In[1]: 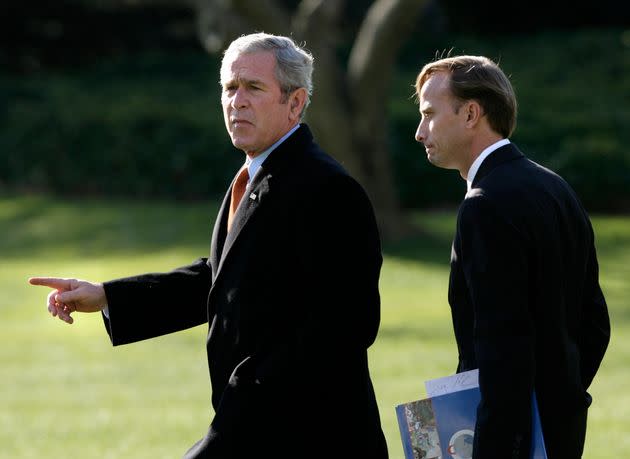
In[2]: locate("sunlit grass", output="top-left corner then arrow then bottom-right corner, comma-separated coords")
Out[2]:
1,196 -> 627,458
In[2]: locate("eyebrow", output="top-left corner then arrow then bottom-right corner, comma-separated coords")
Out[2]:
223,77 -> 267,88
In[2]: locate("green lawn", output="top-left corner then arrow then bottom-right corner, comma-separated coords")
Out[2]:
1,195 -> 628,458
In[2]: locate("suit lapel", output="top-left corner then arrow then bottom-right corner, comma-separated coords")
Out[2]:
217,171 -> 271,273
209,187 -> 231,280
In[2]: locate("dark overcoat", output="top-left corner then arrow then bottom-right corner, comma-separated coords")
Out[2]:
449,143 -> 610,458
103,124 -> 388,458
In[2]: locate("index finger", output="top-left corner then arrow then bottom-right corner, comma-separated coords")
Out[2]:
28,277 -> 72,290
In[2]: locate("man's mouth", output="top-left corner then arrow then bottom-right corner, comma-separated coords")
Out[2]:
231,118 -> 252,127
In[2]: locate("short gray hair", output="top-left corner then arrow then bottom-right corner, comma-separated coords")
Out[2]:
220,32 -> 314,117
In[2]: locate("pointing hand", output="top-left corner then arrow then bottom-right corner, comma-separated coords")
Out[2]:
28,277 -> 108,324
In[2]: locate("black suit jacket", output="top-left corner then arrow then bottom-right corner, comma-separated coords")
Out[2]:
449,143 -> 610,459
102,124 -> 388,459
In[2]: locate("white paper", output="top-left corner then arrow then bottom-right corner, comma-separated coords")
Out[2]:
424,368 -> 479,397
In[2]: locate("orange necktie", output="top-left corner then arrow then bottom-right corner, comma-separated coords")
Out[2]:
227,165 -> 249,231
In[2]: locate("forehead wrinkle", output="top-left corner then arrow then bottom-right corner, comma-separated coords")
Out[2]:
222,69 -> 268,89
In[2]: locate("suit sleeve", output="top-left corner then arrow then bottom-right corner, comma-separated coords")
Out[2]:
102,257 -> 212,345
579,224 -> 610,389
457,195 -> 535,459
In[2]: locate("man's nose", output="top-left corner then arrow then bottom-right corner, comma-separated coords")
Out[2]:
415,124 -> 424,143
231,87 -> 249,109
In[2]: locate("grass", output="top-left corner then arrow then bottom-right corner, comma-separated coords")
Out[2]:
1,195 -> 628,458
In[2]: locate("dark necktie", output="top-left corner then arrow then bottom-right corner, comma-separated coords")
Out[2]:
227,165 -> 249,232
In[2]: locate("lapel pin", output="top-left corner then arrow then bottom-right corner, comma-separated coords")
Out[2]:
249,192 -> 257,201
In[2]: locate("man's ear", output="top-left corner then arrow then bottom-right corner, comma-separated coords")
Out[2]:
288,88 -> 307,121
465,101 -> 483,126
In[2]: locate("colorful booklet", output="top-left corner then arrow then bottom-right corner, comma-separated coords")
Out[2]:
395,369 -> 548,459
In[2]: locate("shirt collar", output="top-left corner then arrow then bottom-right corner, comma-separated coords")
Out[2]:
466,138 -> 511,191
245,123 -> 301,181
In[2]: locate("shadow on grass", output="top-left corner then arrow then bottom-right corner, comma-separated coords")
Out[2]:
377,323 -> 454,341
1,194 -> 219,259
3,195 -> 458,264
381,209 -> 457,268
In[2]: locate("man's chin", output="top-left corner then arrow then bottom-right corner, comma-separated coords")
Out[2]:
427,155 -> 451,171
426,153 -> 440,166
231,137 -> 250,152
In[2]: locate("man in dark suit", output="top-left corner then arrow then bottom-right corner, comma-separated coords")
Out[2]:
413,55 -> 610,458
29,32 -> 388,459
